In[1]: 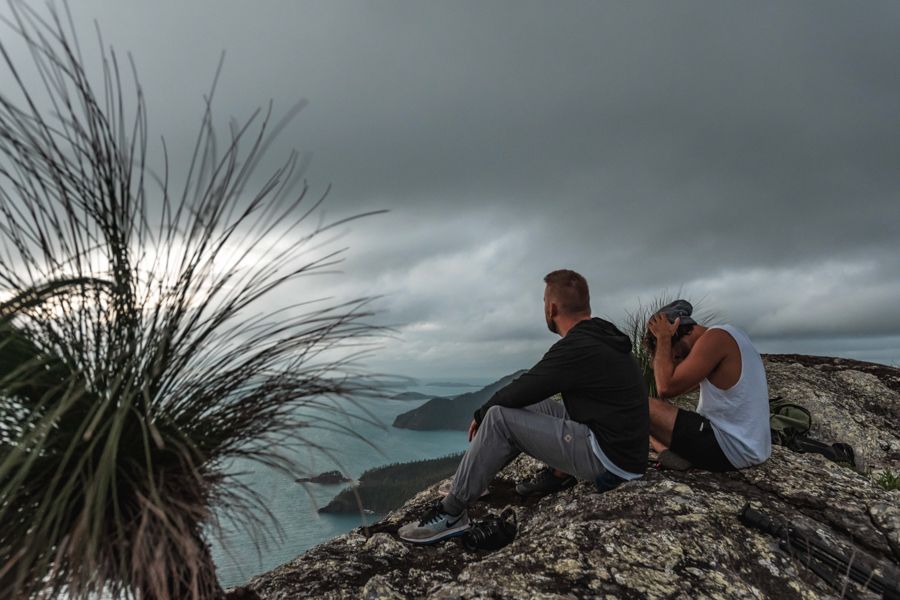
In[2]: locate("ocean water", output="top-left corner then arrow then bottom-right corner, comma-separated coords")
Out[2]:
210,383 -> 477,589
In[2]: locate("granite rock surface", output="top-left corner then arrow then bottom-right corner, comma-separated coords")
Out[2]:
239,356 -> 900,599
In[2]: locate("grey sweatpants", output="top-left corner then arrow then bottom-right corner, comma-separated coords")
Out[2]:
444,397 -> 608,512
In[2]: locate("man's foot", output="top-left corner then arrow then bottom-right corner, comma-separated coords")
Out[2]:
656,449 -> 692,471
515,468 -> 576,497
398,499 -> 470,544
437,480 -> 489,499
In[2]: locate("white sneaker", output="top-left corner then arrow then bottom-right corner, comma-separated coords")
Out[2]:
398,500 -> 470,544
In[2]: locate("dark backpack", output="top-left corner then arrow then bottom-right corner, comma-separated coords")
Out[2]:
769,396 -> 856,468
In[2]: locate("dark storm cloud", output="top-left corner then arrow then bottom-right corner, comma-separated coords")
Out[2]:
2,1 -> 898,377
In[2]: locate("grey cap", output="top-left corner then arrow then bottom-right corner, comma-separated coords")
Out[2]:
659,299 -> 696,326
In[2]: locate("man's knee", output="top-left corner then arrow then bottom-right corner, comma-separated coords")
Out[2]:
482,405 -> 518,436
473,406 -> 518,450
483,404 -> 507,424
648,397 -> 679,445
649,397 -> 677,421
526,396 -> 565,418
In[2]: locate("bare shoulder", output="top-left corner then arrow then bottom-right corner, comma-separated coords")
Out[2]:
699,327 -> 743,388
696,327 -> 739,357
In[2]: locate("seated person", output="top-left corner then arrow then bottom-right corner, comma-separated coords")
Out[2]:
645,300 -> 771,472
398,269 -> 649,544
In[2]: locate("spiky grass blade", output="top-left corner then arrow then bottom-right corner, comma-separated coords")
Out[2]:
0,2 -> 386,598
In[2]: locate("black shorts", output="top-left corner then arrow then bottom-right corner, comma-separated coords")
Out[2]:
669,410 -> 736,472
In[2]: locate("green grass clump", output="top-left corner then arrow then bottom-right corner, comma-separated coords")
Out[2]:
874,469 -> 900,492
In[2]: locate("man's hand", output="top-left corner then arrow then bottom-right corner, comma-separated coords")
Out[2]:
649,313 -> 679,399
648,313 -> 679,340
468,419 -> 479,442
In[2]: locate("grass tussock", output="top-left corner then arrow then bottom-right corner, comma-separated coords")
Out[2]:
0,2 -> 386,598
620,294 -> 719,398
874,469 -> 900,492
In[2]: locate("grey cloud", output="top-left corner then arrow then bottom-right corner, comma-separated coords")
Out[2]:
1,1 -> 898,377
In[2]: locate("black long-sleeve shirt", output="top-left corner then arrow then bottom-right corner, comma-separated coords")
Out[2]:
474,317 -> 649,474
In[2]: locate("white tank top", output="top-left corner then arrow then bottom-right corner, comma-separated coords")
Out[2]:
697,325 -> 771,469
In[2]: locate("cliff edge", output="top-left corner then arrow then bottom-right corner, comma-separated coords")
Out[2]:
243,356 -> 900,599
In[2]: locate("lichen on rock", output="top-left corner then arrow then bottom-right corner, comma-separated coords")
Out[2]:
241,356 -> 900,599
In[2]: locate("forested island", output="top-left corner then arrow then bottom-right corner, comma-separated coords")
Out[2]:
392,371 -> 526,430
318,454 -> 463,514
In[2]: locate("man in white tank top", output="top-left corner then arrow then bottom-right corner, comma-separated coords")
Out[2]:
643,300 -> 771,471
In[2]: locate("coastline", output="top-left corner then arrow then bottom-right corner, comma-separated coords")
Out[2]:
209,384 -> 477,588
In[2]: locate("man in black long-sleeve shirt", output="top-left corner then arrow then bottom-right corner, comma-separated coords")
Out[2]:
399,270 -> 649,545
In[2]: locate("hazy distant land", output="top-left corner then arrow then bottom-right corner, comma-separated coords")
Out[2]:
392,371 -> 526,430
389,391 -> 434,401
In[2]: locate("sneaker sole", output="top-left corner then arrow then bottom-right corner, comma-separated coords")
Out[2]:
398,523 -> 471,545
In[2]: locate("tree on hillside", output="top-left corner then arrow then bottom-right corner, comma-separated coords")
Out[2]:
0,2 -> 382,598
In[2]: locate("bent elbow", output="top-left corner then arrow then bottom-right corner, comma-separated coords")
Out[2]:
661,383 -> 696,399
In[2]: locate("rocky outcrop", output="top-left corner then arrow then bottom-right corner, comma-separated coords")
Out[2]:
763,354 -> 900,472
243,356 -> 900,599
295,471 -> 351,485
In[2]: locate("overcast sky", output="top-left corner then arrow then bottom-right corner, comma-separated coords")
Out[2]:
2,1 -> 899,380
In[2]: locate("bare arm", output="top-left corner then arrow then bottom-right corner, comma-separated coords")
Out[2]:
650,316 -> 729,398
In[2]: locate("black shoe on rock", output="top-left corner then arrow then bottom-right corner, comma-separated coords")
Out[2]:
515,468 -> 576,497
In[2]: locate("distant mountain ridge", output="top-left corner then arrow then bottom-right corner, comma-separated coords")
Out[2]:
392,370 -> 527,431
389,391 -> 432,401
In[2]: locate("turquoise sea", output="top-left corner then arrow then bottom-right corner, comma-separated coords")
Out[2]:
210,382 -> 478,588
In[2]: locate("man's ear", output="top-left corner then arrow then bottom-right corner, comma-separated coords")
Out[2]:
549,302 -> 559,319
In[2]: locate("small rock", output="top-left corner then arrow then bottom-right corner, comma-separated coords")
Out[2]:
361,574 -> 406,600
